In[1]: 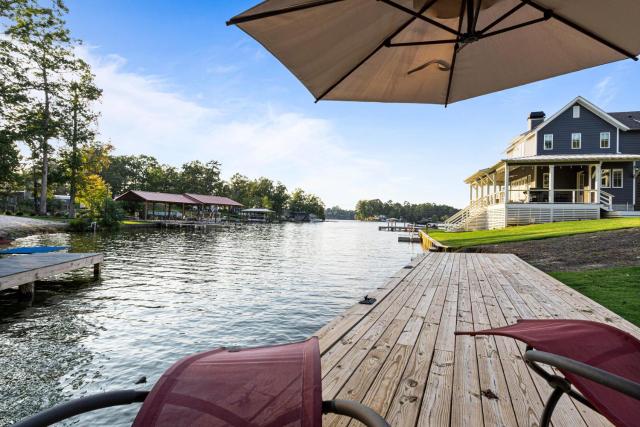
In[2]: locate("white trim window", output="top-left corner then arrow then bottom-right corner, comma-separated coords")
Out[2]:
543,134 -> 553,150
573,105 -> 580,118
600,132 -> 610,149
571,133 -> 582,149
612,169 -> 623,188
601,169 -> 610,188
543,173 -> 550,189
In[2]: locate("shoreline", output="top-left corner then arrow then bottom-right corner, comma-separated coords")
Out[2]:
0,215 -> 68,242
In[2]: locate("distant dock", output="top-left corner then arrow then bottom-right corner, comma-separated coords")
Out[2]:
0,252 -> 103,298
379,225 -> 421,232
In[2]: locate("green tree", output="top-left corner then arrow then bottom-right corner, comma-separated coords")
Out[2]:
77,173 -> 109,219
178,160 -> 221,194
59,60 -> 102,217
4,0 -> 78,214
0,130 -> 21,198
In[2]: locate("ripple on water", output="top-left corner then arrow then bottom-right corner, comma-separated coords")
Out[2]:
0,221 -> 420,425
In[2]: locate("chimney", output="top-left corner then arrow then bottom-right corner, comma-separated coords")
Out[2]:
528,111 -> 545,130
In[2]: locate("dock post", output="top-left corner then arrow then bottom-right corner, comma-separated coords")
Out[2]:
93,263 -> 101,280
18,282 -> 35,301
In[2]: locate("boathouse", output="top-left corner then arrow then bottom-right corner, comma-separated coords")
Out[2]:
114,190 -> 243,220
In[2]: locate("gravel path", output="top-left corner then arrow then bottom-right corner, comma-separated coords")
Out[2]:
470,228 -> 640,272
0,215 -> 67,241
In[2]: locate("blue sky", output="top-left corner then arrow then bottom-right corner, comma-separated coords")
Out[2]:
64,0 -> 640,209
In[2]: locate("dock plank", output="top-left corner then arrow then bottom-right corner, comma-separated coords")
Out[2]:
316,253 -> 640,427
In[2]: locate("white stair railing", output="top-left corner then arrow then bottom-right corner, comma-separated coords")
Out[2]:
600,191 -> 614,211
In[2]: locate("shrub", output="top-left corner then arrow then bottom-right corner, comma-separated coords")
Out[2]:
4,211 -> 12,215
99,198 -> 124,230
16,211 -> 24,216
68,218 -> 90,232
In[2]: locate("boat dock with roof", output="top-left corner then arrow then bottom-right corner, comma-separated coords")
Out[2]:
315,252 -> 639,427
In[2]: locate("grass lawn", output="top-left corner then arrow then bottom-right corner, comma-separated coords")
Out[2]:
550,267 -> 640,327
121,220 -> 147,225
428,218 -> 640,248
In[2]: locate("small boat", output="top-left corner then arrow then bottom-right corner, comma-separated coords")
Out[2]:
0,246 -> 69,255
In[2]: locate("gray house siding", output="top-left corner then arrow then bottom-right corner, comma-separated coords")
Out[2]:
536,103 -> 618,155
620,130 -> 640,154
601,161 -> 635,208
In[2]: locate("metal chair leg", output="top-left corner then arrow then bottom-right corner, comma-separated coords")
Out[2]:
540,387 -> 565,427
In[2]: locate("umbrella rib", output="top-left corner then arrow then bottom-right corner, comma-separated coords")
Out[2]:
378,0 -> 460,37
521,0 -> 638,60
387,39 -> 457,47
444,0 -> 467,107
315,0 -> 439,101
226,0 -> 345,26
478,2 -> 526,35
480,15 -> 550,39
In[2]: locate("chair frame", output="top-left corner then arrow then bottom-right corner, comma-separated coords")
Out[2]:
11,392 -> 390,427
524,345 -> 640,427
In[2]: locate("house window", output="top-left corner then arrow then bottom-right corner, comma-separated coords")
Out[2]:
543,173 -> 549,189
612,169 -> 623,188
573,105 -> 580,118
600,132 -> 610,149
571,133 -> 582,149
601,169 -> 610,188
543,134 -> 553,150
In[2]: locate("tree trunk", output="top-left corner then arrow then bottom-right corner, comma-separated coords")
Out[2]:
39,68 -> 50,216
69,103 -> 79,218
32,155 -> 39,212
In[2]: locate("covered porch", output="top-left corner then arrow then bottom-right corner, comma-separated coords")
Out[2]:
449,155 -> 640,230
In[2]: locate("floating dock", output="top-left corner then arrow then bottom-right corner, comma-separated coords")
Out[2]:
315,252 -> 638,427
0,252 -> 103,297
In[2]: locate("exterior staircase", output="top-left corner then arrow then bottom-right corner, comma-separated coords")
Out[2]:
599,191 -> 614,212
444,197 -> 490,231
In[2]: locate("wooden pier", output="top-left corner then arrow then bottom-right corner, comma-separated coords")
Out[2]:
0,252 -> 103,297
315,252 -> 639,427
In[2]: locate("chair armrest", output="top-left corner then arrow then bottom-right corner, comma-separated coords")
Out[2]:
323,400 -> 390,427
12,390 -> 149,427
525,350 -> 640,400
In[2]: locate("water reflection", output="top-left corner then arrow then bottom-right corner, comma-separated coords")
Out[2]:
0,221 -> 420,425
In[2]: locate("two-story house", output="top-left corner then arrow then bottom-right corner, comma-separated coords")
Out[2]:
446,96 -> 640,231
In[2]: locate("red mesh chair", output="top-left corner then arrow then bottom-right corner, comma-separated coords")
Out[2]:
456,319 -> 640,427
12,338 -> 388,427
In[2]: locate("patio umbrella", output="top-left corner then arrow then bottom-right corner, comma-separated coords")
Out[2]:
227,0 -> 640,105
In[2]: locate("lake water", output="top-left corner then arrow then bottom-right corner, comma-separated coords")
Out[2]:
0,220 -> 421,426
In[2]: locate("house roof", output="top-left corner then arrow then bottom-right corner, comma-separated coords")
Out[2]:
114,190 -> 197,204
504,154 -> 640,164
184,194 -> 243,207
505,96 -> 631,153
608,111 -> 640,130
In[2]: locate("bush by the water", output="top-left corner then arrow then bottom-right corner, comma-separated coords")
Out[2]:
68,218 -> 91,232
15,211 -> 23,216
99,198 -> 124,230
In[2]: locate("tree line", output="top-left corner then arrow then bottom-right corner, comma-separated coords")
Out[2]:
355,199 -> 458,223
0,1 -> 325,221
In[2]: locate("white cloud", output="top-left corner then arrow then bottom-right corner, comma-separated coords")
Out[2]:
81,48 -> 409,208
593,76 -> 616,107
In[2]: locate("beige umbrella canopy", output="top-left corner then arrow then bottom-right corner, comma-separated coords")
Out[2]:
227,0 -> 640,105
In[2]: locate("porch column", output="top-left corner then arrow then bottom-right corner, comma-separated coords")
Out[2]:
504,164 -> 510,203
480,179 -> 484,199
549,165 -> 555,204
469,184 -> 473,202
492,173 -> 497,199
595,163 -> 602,204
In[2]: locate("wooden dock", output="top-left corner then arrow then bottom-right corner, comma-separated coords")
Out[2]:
0,252 -> 103,296
315,252 -> 639,427
379,225 -> 420,232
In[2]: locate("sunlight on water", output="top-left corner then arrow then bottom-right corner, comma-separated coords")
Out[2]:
0,221 -> 420,425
